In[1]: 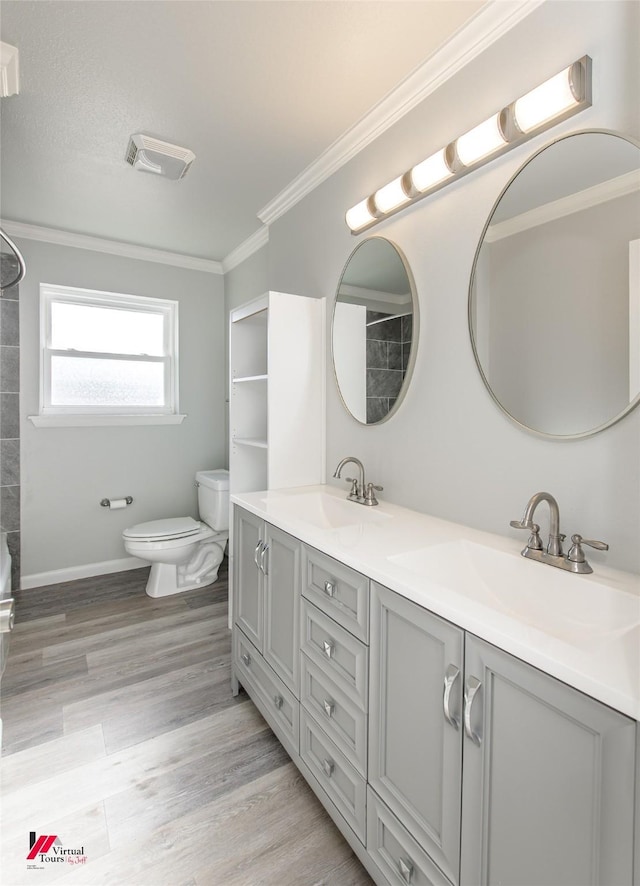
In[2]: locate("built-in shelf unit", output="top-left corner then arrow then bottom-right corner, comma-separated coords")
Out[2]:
229,291 -> 325,495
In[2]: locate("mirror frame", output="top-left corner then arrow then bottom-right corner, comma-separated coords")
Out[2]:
468,128 -> 640,440
332,236 -> 419,425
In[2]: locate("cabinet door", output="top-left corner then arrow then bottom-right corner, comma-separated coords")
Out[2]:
460,635 -> 636,886
263,523 -> 300,694
369,583 -> 464,886
233,507 -> 264,650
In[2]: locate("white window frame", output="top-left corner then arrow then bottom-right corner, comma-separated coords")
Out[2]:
30,283 -> 185,427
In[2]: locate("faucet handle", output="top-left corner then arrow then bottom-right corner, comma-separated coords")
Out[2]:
510,518 -> 532,530
364,482 -> 383,506
567,534 -> 609,563
344,477 -> 360,499
510,520 -> 543,551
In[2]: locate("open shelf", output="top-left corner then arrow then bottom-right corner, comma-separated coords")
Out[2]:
232,437 -> 268,449
229,291 -> 325,495
232,374 -> 268,384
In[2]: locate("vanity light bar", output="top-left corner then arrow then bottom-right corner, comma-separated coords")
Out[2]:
345,56 -> 592,233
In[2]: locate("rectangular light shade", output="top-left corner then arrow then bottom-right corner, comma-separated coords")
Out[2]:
410,149 -> 452,192
345,198 -> 375,232
374,176 -> 410,213
456,113 -> 507,167
344,57 -> 591,234
514,64 -> 582,133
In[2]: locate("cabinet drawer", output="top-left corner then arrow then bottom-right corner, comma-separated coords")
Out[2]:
302,545 -> 369,642
300,708 -> 366,844
300,652 -> 367,776
233,628 -> 299,757
367,788 -> 452,886
301,600 -> 368,710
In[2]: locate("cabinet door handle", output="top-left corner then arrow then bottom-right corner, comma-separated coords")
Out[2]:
254,540 -> 263,569
273,694 -> 283,710
322,758 -> 334,778
322,639 -> 334,659
324,579 -> 336,597
260,543 -> 269,575
443,663 -> 460,730
0,597 -> 15,633
398,857 -> 414,883
464,675 -> 482,746
323,699 -> 335,718
241,652 -> 251,667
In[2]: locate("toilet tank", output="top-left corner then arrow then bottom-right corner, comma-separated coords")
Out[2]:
196,469 -> 230,531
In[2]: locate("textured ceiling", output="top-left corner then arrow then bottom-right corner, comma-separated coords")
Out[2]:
0,1 -> 485,262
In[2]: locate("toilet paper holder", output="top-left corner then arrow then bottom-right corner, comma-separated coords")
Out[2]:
100,496 -> 134,508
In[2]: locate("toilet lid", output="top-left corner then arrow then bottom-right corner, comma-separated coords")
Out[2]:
123,516 -> 202,541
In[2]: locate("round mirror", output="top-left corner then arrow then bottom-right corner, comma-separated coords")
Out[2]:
469,130 -> 640,438
332,237 -> 418,424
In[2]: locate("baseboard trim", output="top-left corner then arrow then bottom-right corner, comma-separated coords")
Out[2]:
21,556 -> 147,590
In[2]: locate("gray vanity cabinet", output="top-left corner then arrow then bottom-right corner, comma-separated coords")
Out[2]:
231,509 -> 638,886
369,582 -> 465,886
460,634 -> 636,886
369,583 -> 637,886
233,506 -> 301,694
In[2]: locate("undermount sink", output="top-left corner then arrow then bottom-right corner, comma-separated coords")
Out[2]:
264,491 -> 392,531
388,540 -> 640,643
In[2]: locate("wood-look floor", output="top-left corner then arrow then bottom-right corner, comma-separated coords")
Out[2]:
0,561 -> 373,886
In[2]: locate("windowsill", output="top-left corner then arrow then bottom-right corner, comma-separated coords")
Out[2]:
28,414 -> 187,428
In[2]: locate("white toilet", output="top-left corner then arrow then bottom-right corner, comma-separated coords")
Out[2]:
123,469 -> 229,598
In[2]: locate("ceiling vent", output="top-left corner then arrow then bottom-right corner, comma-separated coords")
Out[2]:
125,134 -> 195,180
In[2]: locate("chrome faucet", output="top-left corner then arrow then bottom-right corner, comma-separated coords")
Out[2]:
333,457 -> 383,506
510,491 -> 608,574
511,491 -> 564,557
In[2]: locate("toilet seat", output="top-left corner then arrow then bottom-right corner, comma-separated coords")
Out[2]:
123,516 -> 203,543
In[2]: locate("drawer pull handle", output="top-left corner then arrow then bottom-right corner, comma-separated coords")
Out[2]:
443,663 -> 460,730
323,640 -> 334,659
323,699 -> 335,718
241,652 -> 251,667
398,857 -> 414,883
273,694 -> 283,710
254,540 -> 263,569
324,579 -> 336,597
464,675 -> 483,746
322,758 -> 334,778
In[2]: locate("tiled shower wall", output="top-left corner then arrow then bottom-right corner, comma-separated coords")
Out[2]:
1,254 -> 20,590
366,311 -> 412,423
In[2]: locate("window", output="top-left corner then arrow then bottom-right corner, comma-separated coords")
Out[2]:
33,283 -> 183,427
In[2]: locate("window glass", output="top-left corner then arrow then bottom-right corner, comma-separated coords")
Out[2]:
50,357 -> 165,406
40,283 -> 178,418
50,302 -> 165,355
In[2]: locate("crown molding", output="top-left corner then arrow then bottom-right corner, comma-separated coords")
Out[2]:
485,169 -> 640,243
0,42 -> 19,97
222,225 -> 269,273
257,0 -> 546,227
0,220 -> 224,274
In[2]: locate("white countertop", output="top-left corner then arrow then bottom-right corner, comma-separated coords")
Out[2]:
231,484 -> 640,720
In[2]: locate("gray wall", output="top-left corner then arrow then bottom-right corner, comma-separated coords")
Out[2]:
18,239 -> 226,581
225,245 -> 269,315
261,1 -> 640,574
